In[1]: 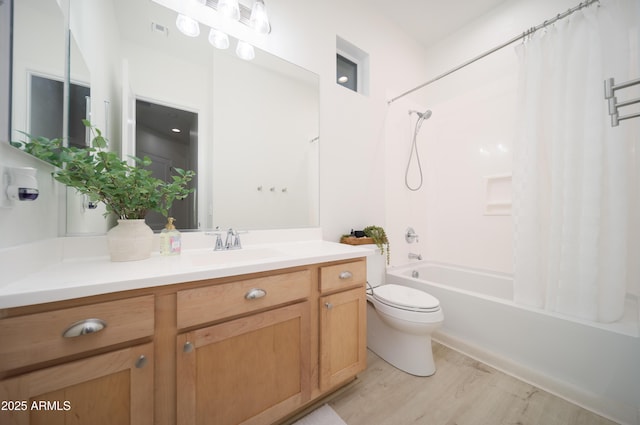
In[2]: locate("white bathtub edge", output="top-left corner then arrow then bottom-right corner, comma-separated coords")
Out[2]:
434,330 -> 638,425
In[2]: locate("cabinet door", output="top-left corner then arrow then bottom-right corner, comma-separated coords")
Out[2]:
177,302 -> 310,425
319,286 -> 367,391
0,342 -> 154,425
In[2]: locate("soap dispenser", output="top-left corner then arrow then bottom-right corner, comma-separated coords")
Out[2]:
160,217 -> 181,256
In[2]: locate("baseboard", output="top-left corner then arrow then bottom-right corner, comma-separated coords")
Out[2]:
434,331 -> 638,425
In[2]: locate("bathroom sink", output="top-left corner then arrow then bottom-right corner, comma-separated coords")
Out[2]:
187,247 -> 286,267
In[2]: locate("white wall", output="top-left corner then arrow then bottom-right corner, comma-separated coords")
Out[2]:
0,143 -> 60,249
212,51 -> 318,229
11,0 -> 66,141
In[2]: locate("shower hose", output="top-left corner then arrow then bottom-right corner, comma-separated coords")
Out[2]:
404,115 -> 426,191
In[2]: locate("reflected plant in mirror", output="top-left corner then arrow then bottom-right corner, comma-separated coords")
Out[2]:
11,121 -> 196,221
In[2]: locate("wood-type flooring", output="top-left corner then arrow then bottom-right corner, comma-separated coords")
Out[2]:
330,343 -> 617,425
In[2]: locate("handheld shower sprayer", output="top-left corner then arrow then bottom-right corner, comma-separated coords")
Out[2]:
409,109 -> 432,120
405,108 -> 432,191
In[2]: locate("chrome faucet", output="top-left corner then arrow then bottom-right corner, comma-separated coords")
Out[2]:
408,252 -> 422,260
209,228 -> 243,251
224,228 -> 242,250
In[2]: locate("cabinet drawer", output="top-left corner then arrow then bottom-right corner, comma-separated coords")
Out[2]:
177,270 -> 311,329
319,260 -> 366,293
0,295 -> 155,373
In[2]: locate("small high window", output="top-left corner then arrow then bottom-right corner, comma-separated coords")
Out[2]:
336,36 -> 369,95
337,54 -> 358,92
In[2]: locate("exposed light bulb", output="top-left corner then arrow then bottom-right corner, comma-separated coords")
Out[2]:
250,0 -> 270,34
236,40 -> 255,61
218,0 -> 240,21
176,14 -> 200,37
208,28 -> 230,49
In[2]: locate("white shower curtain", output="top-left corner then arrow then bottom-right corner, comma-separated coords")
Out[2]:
512,0 -> 638,323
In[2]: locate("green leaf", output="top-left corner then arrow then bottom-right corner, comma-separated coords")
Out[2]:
11,120 -> 196,220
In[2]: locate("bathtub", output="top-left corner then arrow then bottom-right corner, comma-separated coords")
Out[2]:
385,262 -> 640,425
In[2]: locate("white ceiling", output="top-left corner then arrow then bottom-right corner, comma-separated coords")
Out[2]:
368,0 -> 509,47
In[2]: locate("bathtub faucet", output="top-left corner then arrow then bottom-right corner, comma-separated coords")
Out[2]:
408,252 -> 422,260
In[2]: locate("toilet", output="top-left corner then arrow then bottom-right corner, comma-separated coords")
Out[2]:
365,248 -> 444,376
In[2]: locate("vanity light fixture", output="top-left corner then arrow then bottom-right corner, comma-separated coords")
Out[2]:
171,128 -> 182,133
208,28 -> 230,49
236,40 -> 255,60
249,0 -> 270,35
170,0 -> 270,60
217,0 -> 241,21
175,0 -> 205,37
176,14 -> 200,37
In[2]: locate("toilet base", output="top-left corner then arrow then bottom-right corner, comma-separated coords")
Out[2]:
366,302 -> 438,377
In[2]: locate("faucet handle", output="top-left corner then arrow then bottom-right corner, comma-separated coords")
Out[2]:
214,234 -> 224,251
405,227 -> 419,243
233,233 -> 242,249
232,230 -> 248,249
205,231 -> 225,251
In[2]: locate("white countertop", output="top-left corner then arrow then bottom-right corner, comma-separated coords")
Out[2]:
0,231 -> 374,309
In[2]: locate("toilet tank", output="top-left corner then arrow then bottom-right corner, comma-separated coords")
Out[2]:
362,244 -> 386,287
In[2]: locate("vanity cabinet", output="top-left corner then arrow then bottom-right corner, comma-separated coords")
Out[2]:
177,303 -> 310,425
0,343 -> 154,425
175,270 -> 312,425
0,296 -> 155,425
0,257 -> 367,425
318,262 -> 367,391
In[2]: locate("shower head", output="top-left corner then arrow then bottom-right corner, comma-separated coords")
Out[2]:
409,109 -> 432,120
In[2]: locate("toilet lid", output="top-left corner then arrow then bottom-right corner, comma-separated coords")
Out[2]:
373,284 -> 440,312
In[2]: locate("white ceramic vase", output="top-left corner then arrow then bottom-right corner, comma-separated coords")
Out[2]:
107,219 -> 154,262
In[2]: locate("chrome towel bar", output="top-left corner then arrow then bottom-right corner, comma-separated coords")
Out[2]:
604,77 -> 640,127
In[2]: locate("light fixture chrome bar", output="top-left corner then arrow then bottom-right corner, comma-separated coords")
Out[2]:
388,0 -> 599,104
205,0 -> 271,34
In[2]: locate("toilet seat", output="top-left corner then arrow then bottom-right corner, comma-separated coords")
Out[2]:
373,284 -> 440,313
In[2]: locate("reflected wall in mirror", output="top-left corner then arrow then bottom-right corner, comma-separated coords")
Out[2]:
11,0 -> 66,144
0,0 -> 11,142
9,0 -> 320,234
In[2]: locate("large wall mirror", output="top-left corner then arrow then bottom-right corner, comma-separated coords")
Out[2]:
10,0 -> 319,234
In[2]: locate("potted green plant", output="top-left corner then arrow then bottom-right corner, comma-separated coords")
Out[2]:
363,225 -> 390,265
340,226 -> 390,264
11,121 -> 195,261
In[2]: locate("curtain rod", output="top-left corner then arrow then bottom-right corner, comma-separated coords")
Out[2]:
387,0 -> 600,105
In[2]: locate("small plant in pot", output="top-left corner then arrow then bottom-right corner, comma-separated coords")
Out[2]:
340,225 -> 390,264
11,121 -> 195,261
363,225 -> 390,265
